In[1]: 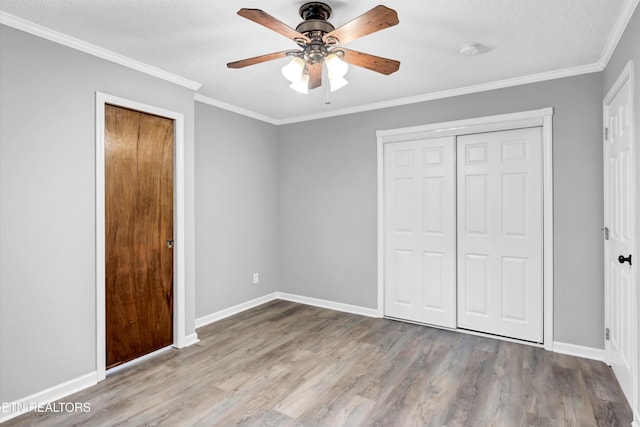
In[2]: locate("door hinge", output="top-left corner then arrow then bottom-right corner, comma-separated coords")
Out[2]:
605,328 -> 610,341
602,226 -> 610,241
166,239 -> 174,249
604,127 -> 609,141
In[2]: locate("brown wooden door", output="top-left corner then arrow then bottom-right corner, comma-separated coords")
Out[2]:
105,104 -> 174,369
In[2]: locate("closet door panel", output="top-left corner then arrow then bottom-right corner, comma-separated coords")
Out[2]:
384,137 -> 456,327
457,127 -> 543,342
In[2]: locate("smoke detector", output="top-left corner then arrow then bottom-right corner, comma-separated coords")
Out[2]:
458,42 -> 482,56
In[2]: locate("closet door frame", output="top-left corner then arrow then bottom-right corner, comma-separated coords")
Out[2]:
376,108 -> 554,350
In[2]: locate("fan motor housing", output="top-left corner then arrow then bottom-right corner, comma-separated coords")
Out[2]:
296,20 -> 335,35
296,2 -> 335,36
299,2 -> 332,20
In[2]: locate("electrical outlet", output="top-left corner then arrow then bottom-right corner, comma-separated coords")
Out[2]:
253,273 -> 259,284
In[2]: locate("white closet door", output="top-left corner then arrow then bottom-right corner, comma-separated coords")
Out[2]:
457,127 -> 543,342
384,137 -> 456,327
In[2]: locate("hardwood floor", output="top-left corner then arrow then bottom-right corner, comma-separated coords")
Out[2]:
5,300 -> 632,426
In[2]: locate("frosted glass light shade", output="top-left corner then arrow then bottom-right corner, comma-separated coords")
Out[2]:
281,57 -> 305,83
325,53 -> 348,78
290,73 -> 309,94
329,76 -> 348,92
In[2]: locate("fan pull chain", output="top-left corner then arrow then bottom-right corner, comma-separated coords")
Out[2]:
324,70 -> 331,104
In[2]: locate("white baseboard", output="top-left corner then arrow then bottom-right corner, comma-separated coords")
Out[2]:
0,372 -> 97,423
195,292 -> 278,328
195,292 -> 378,330
183,333 -> 200,347
275,292 -> 379,318
553,341 -> 604,361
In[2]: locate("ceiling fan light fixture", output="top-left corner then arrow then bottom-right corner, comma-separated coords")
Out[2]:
229,4 -> 400,95
281,57 -> 305,82
325,53 -> 348,79
329,76 -> 348,92
289,73 -> 310,94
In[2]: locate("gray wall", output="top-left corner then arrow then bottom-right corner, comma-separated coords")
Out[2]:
278,73 -> 605,349
0,25 -> 197,403
603,4 -> 640,415
194,103 -> 279,316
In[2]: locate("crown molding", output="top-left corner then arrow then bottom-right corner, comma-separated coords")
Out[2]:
0,12 -> 201,91
276,62 -> 603,125
194,94 -> 278,125
598,0 -> 640,68
194,62 -> 602,126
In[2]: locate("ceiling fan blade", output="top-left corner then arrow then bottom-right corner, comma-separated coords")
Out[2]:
238,9 -> 310,43
227,50 -> 298,69
308,63 -> 322,89
340,48 -> 400,75
323,5 -> 399,45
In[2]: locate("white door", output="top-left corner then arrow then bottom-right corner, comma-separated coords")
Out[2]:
604,68 -> 636,406
457,127 -> 543,342
383,137 -> 456,327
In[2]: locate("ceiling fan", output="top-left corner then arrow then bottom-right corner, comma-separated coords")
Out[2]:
227,2 -> 400,94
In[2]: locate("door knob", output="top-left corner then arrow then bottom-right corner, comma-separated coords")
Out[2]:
618,254 -> 632,266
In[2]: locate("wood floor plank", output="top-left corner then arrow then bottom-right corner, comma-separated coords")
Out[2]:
401,332 -> 470,425
287,343 -> 383,424
3,301 -> 633,426
482,341 -> 526,425
442,346 -> 500,425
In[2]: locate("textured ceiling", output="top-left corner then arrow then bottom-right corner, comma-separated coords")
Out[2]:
0,0 -> 635,122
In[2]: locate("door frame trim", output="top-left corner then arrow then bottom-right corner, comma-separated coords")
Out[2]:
603,60 -> 637,418
95,92 -> 187,381
376,107 -> 554,350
